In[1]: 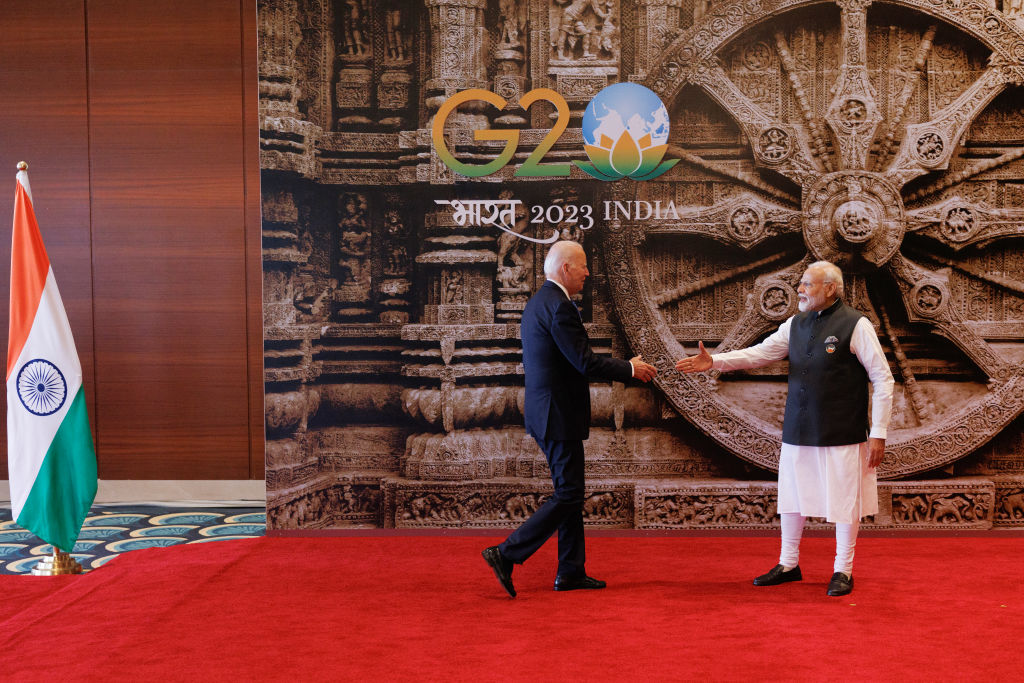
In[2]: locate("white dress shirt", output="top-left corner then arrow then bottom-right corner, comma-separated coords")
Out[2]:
710,314 -> 894,439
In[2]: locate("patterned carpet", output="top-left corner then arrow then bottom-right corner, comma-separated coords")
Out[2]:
0,505 -> 266,574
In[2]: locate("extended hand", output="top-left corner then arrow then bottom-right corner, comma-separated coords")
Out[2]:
867,437 -> 885,469
630,355 -> 657,382
675,341 -> 713,373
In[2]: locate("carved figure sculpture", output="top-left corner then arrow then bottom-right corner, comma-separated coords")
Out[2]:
496,200 -> 531,290
444,270 -> 463,304
339,0 -> 369,56
384,7 -> 409,60
595,0 -> 617,56
894,495 -> 929,523
498,0 -> 524,48
998,491 -> 1024,520
929,494 -> 971,524
552,0 -> 608,60
337,194 -> 370,288
583,492 -> 618,518
503,493 -> 537,519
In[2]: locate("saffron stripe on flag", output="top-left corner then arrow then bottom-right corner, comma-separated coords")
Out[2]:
7,180 -> 50,379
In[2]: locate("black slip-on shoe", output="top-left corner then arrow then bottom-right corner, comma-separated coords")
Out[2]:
826,572 -> 853,596
482,546 -> 516,598
753,564 -> 803,586
553,575 -> 606,591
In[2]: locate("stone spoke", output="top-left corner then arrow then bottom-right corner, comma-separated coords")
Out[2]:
708,257 -> 812,356
871,24 -> 938,171
773,30 -> 834,173
644,192 -> 801,250
885,58 -> 1021,187
666,144 -> 799,205
905,195 -> 1024,251
824,0 -> 881,170
902,147 -> 1024,204
887,253 -> 1011,382
877,302 -> 933,423
908,249 -> 1024,298
686,60 -> 823,184
654,252 -> 791,307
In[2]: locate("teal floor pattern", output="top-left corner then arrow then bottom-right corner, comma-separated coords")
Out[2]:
0,506 -> 266,574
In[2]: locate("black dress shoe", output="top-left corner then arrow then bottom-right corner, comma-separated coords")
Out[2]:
482,546 -> 516,598
753,564 -> 803,586
553,575 -> 606,591
826,572 -> 853,596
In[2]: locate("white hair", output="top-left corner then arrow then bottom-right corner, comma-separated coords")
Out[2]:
808,260 -> 844,297
543,241 -> 584,278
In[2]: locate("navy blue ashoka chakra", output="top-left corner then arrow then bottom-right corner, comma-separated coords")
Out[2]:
16,359 -> 67,416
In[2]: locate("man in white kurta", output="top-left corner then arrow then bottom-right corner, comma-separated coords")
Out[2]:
676,261 -> 894,596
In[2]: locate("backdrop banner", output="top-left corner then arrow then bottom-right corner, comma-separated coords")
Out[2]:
259,0 -> 1024,531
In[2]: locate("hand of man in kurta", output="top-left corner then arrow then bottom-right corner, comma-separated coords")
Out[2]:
867,437 -> 885,468
675,341 -> 712,373
630,355 -> 657,382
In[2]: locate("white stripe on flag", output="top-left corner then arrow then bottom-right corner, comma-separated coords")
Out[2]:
7,267 -> 85,518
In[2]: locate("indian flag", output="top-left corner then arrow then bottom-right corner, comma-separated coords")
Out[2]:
7,162 -> 96,553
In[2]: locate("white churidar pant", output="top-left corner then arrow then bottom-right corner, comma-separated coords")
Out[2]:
780,512 -> 859,575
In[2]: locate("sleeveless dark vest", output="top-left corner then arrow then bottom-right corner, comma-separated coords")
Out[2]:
782,299 -> 869,447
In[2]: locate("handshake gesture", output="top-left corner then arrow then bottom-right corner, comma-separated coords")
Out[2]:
629,355 -> 658,382
674,341 -> 713,373
628,344 -> 711,381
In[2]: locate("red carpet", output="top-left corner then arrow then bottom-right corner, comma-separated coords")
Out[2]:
0,535 -> 1020,681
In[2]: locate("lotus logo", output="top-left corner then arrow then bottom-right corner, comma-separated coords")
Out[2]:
575,82 -> 679,181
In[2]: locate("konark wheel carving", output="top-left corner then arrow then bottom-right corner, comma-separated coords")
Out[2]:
804,171 -> 904,268
604,0 -> 1024,478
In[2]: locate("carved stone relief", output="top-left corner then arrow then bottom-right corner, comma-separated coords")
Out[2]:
610,0 -> 1024,480
260,0 -> 1024,530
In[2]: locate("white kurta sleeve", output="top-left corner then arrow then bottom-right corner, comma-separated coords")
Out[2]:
849,316 -> 894,439
711,317 -> 792,372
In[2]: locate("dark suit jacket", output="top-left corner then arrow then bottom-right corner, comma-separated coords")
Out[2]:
521,280 -> 633,441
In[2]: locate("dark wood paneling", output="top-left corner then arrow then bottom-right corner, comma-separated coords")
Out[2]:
241,0 -> 265,479
0,2 -> 95,477
0,1 -> 261,481
86,0 -> 252,478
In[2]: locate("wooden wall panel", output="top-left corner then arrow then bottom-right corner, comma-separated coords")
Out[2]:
242,0 -> 265,480
0,1 -> 95,477
0,1 -> 262,482
85,0 -> 254,478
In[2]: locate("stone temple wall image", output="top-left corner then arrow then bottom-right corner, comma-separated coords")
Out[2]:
260,0 -> 1024,531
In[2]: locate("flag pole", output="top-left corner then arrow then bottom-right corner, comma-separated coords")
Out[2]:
10,160 -> 92,576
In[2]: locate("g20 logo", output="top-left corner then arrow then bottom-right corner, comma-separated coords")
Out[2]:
432,82 -> 678,181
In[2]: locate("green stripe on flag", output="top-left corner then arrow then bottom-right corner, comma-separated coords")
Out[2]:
16,386 -> 97,553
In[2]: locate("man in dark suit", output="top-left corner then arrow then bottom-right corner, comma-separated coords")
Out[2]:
483,240 -> 657,597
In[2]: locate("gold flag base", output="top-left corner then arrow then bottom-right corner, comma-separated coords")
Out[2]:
31,548 -> 84,576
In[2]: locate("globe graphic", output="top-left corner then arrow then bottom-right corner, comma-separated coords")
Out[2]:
581,82 -> 670,149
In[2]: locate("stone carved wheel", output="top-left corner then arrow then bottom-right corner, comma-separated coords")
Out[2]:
604,0 -> 1024,478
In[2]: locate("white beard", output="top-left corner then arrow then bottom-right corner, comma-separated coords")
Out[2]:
798,295 -> 824,313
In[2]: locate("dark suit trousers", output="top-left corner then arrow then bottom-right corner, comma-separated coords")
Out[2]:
499,437 -> 586,578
